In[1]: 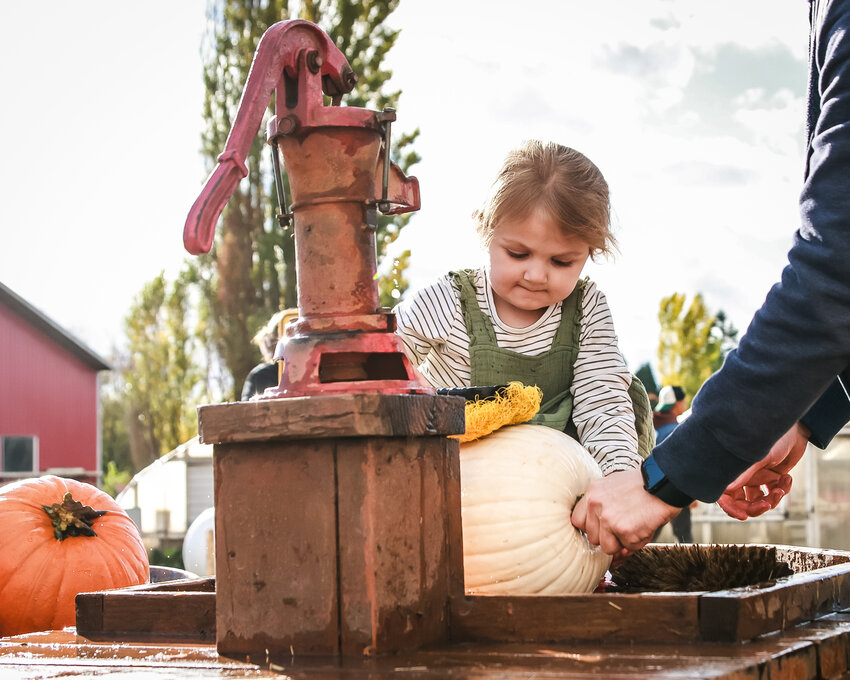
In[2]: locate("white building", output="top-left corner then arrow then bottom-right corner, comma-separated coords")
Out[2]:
116,437 -> 213,549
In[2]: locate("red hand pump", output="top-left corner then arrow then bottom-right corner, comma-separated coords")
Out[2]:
184,20 -> 431,397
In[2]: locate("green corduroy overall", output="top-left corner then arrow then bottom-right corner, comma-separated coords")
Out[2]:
452,269 -> 655,459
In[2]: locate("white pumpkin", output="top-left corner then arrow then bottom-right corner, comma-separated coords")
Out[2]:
460,423 -> 612,595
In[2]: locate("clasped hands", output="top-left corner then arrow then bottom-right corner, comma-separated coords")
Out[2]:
571,422 -> 809,555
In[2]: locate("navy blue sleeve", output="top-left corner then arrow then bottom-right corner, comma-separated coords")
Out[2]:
653,0 -> 850,502
801,368 -> 850,448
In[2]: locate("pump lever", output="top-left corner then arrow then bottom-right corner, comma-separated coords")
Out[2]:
183,20 -> 355,255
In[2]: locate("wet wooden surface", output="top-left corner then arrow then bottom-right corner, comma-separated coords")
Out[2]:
5,610 -> 850,679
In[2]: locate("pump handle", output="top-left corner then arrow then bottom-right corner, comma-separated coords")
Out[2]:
183,20 -> 355,254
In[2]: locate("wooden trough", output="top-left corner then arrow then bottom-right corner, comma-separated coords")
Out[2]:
73,545 -> 850,648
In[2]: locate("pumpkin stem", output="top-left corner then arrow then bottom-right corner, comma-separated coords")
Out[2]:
41,492 -> 108,541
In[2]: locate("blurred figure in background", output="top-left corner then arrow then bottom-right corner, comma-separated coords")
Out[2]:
241,309 -> 298,400
653,386 -> 686,444
653,386 -> 696,543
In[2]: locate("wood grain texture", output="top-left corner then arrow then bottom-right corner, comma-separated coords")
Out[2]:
700,562 -> 850,643
198,393 -> 465,444
75,592 -> 215,643
213,439 -> 340,655
335,436 -> 461,654
450,592 -> 702,644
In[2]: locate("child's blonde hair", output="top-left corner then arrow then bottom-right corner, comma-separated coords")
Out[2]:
252,308 -> 298,362
474,140 -> 616,257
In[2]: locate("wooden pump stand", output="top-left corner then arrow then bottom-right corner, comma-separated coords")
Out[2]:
198,393 -> 465,657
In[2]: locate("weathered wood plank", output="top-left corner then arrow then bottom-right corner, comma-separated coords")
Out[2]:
213,439 -> 340,655
449,592 -> 702,644
700,562 -> 850,642
198,393 -> 465,444
442,435 -> 466,606
73,544 -> 850,652
775,615 -> 850,680
335,436 -> 461,655
75,592 -> 215,643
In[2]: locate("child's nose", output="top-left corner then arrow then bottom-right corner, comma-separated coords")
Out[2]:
523,262 -> 547,283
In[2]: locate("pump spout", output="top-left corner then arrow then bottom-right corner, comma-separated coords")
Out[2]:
375,155 -> 421,215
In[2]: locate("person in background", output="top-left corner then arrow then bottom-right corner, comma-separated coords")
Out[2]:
653,386 -> 696,543
571,0 -> 850,554
241,309 -> 297,400
653,386 -> 686,444
395,139 -> 650,476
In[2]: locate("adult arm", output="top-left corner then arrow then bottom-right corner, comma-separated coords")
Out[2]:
801,369 -> 850,447
716,422 -> 808,520
572,469 -> 681,554
653,0 -> 850,503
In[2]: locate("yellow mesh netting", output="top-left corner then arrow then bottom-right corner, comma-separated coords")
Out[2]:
451,382 -> 542,443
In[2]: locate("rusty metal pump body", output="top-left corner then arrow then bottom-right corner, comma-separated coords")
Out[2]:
184,19 -> 429,397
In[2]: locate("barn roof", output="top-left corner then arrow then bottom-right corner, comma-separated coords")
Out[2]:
0,280 -> 111,371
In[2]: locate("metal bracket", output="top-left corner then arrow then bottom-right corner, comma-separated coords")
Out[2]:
376,107 -> 396,214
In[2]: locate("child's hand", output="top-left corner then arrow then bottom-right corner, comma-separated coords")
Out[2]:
610,547 -> 632,568
571,468 -> 680,554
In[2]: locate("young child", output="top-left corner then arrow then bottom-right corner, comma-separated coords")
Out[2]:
394,140 -> 642,476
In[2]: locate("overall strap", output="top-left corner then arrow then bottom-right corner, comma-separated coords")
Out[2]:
451,269 -> 498,346
451,269 -> 584,433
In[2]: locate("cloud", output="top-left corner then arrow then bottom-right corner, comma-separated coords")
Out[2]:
600,41 -> 686,83
690,42 -> 806,103
595,37 -> 806,146
661,161 -> 754,187
650,14 -> 681,32
669,42 -> 806,140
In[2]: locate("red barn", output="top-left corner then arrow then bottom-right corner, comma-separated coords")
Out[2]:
0,281 -> 110,488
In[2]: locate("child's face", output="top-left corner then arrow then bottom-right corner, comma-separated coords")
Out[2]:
487,210 -> 591,327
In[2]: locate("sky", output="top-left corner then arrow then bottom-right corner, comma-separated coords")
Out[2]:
0,1 -> 811,375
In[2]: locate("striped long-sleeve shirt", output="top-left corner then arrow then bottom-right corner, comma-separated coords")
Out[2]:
394,268 -> 641,475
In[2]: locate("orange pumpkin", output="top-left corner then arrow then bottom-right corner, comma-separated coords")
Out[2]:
0,475 -> 149,636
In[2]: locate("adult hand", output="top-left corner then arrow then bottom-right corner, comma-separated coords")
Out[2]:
716,422 -> 810,521
571,468 -> 682,554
